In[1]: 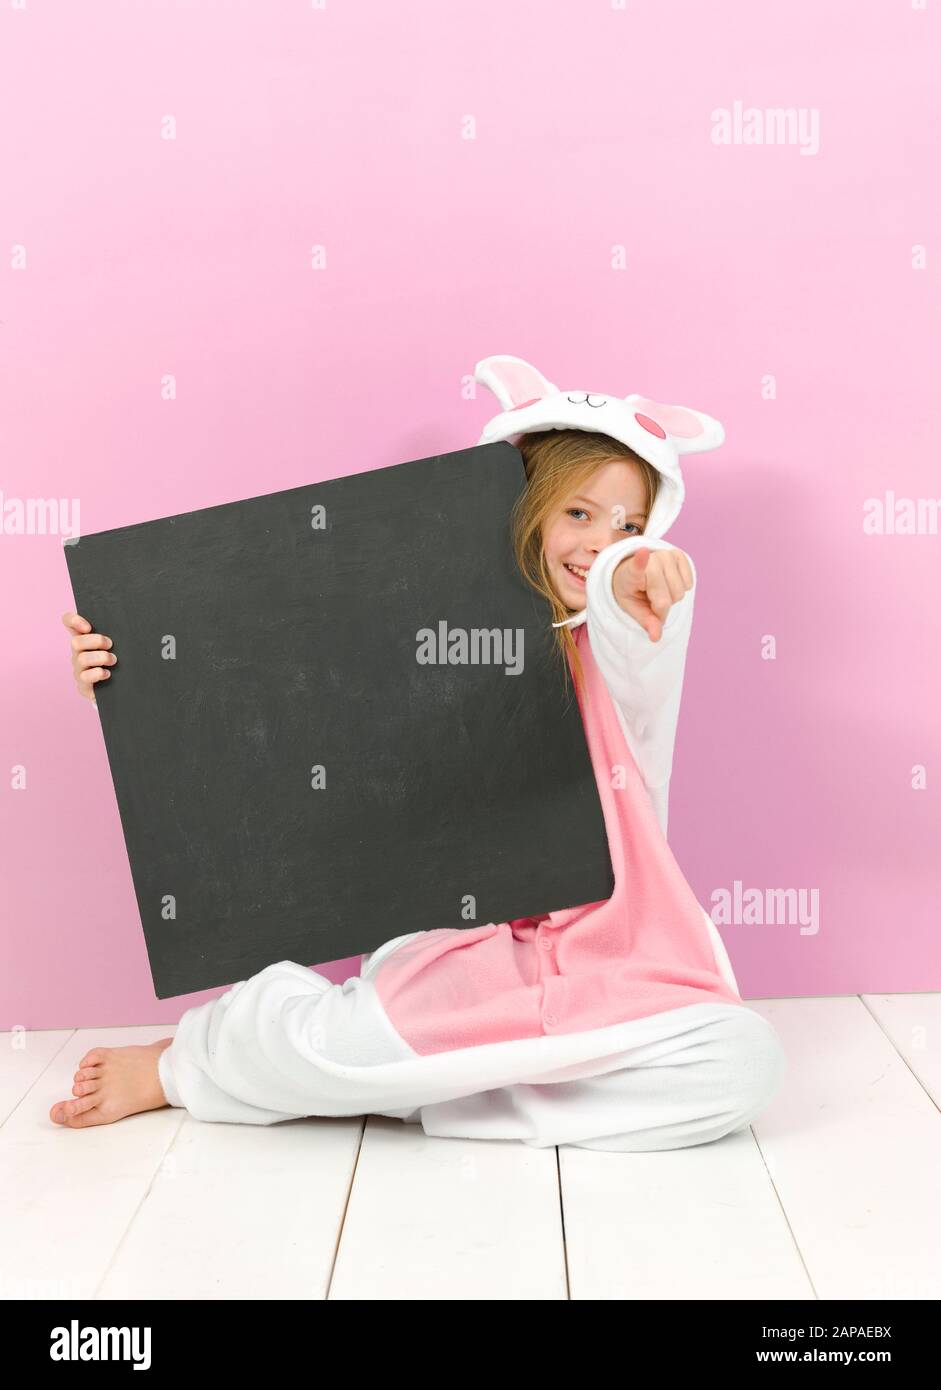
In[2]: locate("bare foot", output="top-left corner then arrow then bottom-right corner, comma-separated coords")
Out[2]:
49,1038 -> 175,1128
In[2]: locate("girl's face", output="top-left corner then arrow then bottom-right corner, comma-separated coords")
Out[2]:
541,459 -> 649,610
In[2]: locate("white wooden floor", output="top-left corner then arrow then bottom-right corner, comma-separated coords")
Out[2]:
2,994 -> 939,1300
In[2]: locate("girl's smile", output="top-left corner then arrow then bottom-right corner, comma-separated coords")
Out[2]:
563,562 -> 590,583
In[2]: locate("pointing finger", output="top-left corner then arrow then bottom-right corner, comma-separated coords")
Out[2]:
643,558 -> 674,620
661,554 -> 689,605
675,550 -> 694,589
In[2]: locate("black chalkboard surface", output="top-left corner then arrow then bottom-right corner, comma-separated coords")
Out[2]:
64,442 -> 614,998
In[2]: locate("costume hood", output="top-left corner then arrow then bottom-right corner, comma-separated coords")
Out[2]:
469,353 -> 728,631
474,353 -> 725,543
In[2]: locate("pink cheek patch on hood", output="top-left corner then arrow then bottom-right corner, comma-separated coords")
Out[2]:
634,413 -> 667,439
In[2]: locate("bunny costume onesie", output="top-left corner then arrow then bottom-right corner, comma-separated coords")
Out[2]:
157,356 -> 786,1151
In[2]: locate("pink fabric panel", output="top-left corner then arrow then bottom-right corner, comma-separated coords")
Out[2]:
373,623 -> 741,1055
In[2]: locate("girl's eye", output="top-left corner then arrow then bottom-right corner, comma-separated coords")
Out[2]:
567,508 -> 642,535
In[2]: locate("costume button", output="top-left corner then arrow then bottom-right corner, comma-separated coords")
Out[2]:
539,936 -> 553,950
543,1012 -> 558,1027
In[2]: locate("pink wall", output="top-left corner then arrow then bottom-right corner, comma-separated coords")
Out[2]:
2,1 -> 939,1028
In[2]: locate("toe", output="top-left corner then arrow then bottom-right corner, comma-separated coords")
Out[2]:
58,1096 -> 101,1127
51,1097 -> 87,1125
80,1048 -> 108,1068
72,1079 -> 98,1097
64,1104 -> 106,1128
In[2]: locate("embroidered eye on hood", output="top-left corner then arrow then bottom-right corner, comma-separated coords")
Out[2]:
473,354 -> 726,629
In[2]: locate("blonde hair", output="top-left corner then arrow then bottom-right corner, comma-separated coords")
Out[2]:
510,428 -> 661,697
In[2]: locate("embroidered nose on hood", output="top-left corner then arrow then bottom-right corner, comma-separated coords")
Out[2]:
473,354 -> 726,629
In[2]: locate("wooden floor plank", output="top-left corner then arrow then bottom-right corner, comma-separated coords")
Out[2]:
862,993 -> 941,1105
562,1124 -> 810,1300
0,1027 -> 185,1299
0,1028 -> 75,1128
329,1116 -> 568,1300
749,997 -> 941,1300
98,1112 -> 365,1299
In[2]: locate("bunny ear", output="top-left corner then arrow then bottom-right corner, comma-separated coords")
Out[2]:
625,395 -> 725,456
475,355 -> 558,412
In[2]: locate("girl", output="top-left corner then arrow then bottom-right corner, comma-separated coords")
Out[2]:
53,355 -> 785,1151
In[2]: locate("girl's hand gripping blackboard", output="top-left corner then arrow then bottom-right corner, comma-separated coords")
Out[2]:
61,611 -> 117,704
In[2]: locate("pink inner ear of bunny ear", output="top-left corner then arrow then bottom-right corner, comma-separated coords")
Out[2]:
486,359 -> 552,409
630,398 -> 705,439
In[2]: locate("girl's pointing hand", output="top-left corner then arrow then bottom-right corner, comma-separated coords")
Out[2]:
612,547 -> 693,643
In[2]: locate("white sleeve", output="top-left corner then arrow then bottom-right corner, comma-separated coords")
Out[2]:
583,536 -> 697,833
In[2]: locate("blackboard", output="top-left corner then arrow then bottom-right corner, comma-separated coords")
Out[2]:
64,442 -> 614,998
